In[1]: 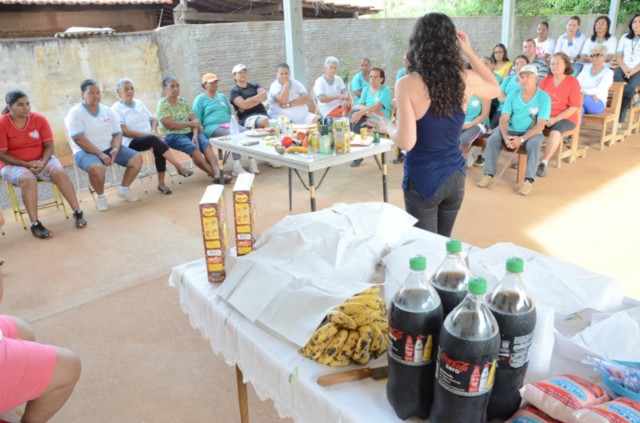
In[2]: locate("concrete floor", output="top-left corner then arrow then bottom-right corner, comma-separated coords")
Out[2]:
1,130 -> 639,422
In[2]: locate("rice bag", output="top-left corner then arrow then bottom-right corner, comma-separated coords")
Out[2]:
506,403 -> 561,422
521,375 -> 611,422
570,397 -> 640,423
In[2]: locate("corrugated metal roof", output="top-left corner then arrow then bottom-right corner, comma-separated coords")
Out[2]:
0,0 -> 171,5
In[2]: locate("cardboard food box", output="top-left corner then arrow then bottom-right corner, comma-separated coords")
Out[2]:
199,184 -> 228,283
232,173 -> 256,256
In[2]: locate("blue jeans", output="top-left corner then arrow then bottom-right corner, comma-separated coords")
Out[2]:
403,170 -> 465,237
614,67 -> 640,122
164,132 -> 211,156
483,130 -> 544,181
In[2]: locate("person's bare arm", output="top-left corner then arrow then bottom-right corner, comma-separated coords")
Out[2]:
160,116 -> 199,131
463,99 -> 491,130
273,81 -> 290,104
120,124 -> 149,140
458,30 -> 501,101
547,107 -> 579,126
233,88 -> 267,110
71,134 -> 112,166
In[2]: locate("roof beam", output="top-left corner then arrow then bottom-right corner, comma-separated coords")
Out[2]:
179,10 -> 282,21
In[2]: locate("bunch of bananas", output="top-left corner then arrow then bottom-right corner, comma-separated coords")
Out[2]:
299,286 -> 388,367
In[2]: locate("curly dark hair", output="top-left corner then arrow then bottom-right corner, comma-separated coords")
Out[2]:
406,13 -> 465,118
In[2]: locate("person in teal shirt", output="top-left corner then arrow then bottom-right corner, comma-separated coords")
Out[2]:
477,64 -> 551,196
193,73 -> 252,176
349,67 -> 392,167
460,96 -> 490,165
349,58 -> 370,102
396,55 -> 408,81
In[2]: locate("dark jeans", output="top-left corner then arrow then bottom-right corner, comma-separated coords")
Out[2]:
128,135 -> 170,172
403,170 -> 465,237
614,67 -> 640,122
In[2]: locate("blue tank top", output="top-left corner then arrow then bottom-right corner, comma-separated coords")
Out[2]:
403,107 -> 466,198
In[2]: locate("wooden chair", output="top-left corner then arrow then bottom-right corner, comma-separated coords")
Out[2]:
581,82 -> 625,149
544,106 -> 585,169
625,86 -> 640,136
3,178 -> 68,230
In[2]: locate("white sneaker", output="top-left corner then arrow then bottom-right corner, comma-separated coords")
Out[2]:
117,186 -> 139,202
248,158 -> 260,174
232,161 -> 248,176
267,162 -> 282,169
96,195 -> 109,212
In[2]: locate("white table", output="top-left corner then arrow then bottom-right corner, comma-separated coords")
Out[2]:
211,134 -> 393,212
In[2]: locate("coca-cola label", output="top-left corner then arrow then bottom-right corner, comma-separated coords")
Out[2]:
497,332 -> 534,369
388,324 -> 435,366
435,347 -> 497,397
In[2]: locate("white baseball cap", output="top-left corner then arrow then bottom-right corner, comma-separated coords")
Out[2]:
519,64 -> 539,77
232,64 -> 247,74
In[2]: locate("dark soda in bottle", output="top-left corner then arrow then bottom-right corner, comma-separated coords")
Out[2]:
430,239 -> 471,317
486,257 -> 537,420
430,277 -> 500,423
386,255 -> 444,420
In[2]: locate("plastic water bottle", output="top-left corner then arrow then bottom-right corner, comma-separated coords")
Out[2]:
486,257 -> 537,420
229,115 -> 240,136
430,239 -> 471,317
387,255 -> 444,419
430,277 -> 500,423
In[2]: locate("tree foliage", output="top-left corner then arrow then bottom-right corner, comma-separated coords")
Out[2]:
381,0 -> 640,23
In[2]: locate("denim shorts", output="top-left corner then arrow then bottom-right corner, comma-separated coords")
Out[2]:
74,146 -> 139,172
164,132 -> 211,156
0,156 -> 63,186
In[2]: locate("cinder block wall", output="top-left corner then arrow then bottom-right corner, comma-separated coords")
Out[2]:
0,14 -> 628,162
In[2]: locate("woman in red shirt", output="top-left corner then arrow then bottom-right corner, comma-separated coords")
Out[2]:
0,91 -> 86,238
537,53 -> 582,177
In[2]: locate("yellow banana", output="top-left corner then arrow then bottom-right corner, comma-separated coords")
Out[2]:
349,294 -> 386,312
352,350 -> 371,365
353,324 -> 373,358
326,310 -> 357,330
352,311 -> 377,327
309,335 -> 335,360
318,329 -> 349,365
369,322 -> 383,353
356,286 -> 380,296
286,146 -> 308,154
309,322 -> 339,345
334,301 -> 369,317
337,329 -> 360,361
329,356 -> 351,367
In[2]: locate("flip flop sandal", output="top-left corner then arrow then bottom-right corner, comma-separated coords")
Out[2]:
158,186 -> 173,195
178,169 -> 193,178
73,210 -> 87,228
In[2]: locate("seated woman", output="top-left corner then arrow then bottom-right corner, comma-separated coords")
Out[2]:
0,266 -> 81,422
492,43 -> 513,80
554,15 -> 587,74
268,63 -> 317,125
537,53 -> 582,177
0,90 -> 87,238
112,78 -> 193,196
313,56 -> 351,118
576,45 -> 614,115
349,67 -> 392,167
193,73 -> 256,177
156,76 -> 230,184
460,95 -> 490,167
614,14 -> 640,126
580,16 -> 617,68
66,79 -> 142,212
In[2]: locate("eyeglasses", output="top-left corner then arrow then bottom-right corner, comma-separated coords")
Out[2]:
589,53 -> 604,58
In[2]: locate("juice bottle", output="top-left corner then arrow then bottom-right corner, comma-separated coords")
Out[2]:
387,255 -> 443,420
430,239 -> 471,317
486,257 -> 537,420
430,277 -> 500,423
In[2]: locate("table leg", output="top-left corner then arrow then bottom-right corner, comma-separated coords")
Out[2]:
235,365 -> 249,423
288,168 -> 293,212
381,152 -> 388,203
309,171 -> 316,212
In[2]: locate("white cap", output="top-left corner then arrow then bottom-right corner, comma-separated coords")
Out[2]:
519,64 -> 539,77
232,64 -> 247,74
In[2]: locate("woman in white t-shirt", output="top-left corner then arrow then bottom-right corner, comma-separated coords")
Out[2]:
313,56 -> 351,118
555,15 -> 587,73
614,14 -> 640,123
580,16 -> 617,67
112,78 -> 193,195
577,45 -> 614,115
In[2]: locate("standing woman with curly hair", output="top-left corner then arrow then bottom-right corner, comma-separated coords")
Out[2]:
370,13 -> 500,236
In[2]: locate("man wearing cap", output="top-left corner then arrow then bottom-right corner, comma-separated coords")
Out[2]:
268,63 -> 317,125
229,64 -> 270,130
477,64 -> 551,196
